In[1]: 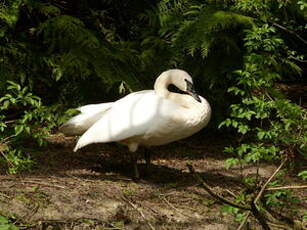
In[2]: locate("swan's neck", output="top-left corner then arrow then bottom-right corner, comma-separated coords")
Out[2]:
154,72 -> 171,98
154,71 -> 192,108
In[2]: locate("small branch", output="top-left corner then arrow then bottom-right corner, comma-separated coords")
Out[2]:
237,211 -> 251,230
188,161 -> 294,230
272,22 -> 307,46
0,134 -> 17,144
122,196 -> 155,230
225,189 -> 237,198
160,195 -> 183,216
262,208 -> 293,230
248,159 -> 287,230
289,56 -> 307,63
187,164 -> 250,211
266,185 -> 307,191
250,201 -> 271,230
267,222 -> 292,230
254,159 -> 287,205
21,180 -> 66,189
0,150 -> 14,167
4,119 -> 17,124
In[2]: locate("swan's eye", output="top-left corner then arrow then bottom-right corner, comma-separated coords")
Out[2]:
185,79 -> 193,91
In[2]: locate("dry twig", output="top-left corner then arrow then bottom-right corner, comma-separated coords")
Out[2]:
266,185 -> 307,191
237,211 -> 251,230
245,160 -> 287,230
21,180 -> 66,189
187,160 -> 292,230
159,195 -> 192,218
122,196 -> 155,230
254,159 -> 287,205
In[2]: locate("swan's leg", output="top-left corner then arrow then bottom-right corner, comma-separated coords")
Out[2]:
128,143 -> 140,180
144,150 -> 151,169
131,153 -> 140,179
142,148 -> 152,178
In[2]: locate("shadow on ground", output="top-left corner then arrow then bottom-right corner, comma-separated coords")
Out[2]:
25,132 -> 245,187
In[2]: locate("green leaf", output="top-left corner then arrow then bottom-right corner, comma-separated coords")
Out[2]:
238,124 -> 249,134
298,171 -> 307,180
0,224 -> 12,230
0,216 -> 8,224
225,158 -> 240,169
2,100 -> 10,109
257,130 -> 265,140
14,125 -> 24,136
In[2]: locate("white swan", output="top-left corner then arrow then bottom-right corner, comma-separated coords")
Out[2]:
60,69 -> 211,177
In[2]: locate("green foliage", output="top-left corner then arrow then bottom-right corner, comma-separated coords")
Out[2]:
298,0 -> 307,10
158,0 -> 251,72
218,11 -> 306,162
222,190 -> 253,223
222,205 -> 247,223
0,0 -> 161,106
0,0 -> 22,28
264,189 -> 298,207
215,0 -> 307,226
298,171 -> 307,180
0,216 -> 19,230
169,8 -> 253,58
0,81 -> 61,173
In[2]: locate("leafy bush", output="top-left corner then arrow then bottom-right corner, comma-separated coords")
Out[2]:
216,0 -> 307,226
219,21 -> 306,166
0,81 -> 61,173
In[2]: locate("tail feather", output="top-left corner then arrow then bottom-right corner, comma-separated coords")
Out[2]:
73,130 -> 95,152
60,102 -> 113,137
73,140 -> 82,152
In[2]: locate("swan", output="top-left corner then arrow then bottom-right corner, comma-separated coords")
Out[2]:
60,69 -> 211,178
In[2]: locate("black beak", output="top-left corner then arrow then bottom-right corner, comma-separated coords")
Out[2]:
185,79 -> 201,103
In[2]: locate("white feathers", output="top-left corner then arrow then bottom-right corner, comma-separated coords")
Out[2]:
60,69 -> 211,153
59,103 -> 113,136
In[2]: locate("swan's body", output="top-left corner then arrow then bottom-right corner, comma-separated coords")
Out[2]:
60,69 -> 211,177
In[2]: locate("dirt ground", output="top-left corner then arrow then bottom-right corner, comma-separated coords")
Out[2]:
0,133 -> 306,230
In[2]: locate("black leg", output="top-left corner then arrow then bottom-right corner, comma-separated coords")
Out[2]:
143,149 -> 151,177
144,150 -> 151,169
131,152 -> 140,180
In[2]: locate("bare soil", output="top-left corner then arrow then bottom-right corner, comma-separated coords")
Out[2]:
0,133 -> 306,230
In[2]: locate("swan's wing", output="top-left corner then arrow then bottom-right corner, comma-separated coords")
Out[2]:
60,102 -> 113,136
74,90 -> 180,151
77,103 -> 113,114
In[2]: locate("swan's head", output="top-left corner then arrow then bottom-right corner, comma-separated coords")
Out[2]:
166,69 -> 202,103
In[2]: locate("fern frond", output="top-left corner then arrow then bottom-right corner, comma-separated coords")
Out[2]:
172,9 -> 253,58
